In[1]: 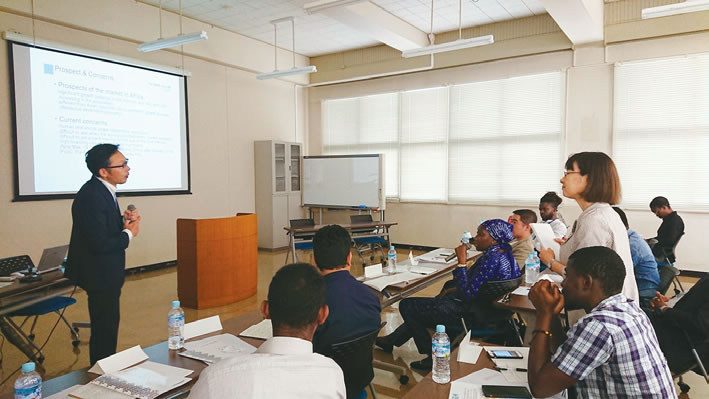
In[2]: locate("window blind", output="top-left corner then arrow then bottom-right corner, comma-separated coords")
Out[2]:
613,53 -> 709,211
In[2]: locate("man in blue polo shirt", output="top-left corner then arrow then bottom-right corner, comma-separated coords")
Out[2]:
311,224 -> 381,355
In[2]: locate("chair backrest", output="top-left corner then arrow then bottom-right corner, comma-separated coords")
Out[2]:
663,232 -> 684,265
477,276 -> 523,303
350,214 -> 376,235
0,255 -> 34,277
290,218 -> 316,239
326,322 -> 385,399
657,265 -> 680,295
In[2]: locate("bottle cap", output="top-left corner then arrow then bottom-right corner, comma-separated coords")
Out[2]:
436,325 -> 445,333
172,300 -> 180,308
390,245 -> 395,249
21,362 -> 35,373
528,254 -> 533,258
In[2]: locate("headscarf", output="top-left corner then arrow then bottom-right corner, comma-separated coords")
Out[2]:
480,219 -> 515,245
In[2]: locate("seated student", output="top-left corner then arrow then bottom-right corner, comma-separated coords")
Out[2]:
188,263 -> 346,399
648,196 -> 685,264
311,224 -> 381,354
539,191 -> 568,239
375,219 -> 520,371
612,207 -> 660,301
508,209 -> 537,269
527,246 -> 676,399
649,275 -> 709,373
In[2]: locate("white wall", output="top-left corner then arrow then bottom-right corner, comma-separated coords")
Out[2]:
309,35 -> 709,273
0,0 -> 307,268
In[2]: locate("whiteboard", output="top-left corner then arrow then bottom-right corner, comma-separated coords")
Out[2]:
303,155 -> 385,209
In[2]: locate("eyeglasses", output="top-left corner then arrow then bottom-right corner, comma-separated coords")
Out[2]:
105,159 -> 129,169
562,171 -> 580,177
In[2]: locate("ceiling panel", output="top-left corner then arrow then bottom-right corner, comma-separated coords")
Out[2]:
139,0 -> 545,57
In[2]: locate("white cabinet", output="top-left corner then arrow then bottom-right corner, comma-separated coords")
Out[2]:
254,141 -> 303,249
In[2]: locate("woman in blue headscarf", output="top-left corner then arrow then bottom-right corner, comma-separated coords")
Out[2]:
375,219 -> 520,371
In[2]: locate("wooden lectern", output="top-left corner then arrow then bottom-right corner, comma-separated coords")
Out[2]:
176,214 -> 258,309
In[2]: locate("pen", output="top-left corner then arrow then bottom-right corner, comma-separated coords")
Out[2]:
494,367 -> 507,371
516,368 -> 528,372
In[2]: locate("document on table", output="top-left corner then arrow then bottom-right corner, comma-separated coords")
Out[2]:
239,319 -> 273,340
415,248 -> 456,264
530,223 -> 560,258
88,345 -> 148,375
363,272 -> 423,291
456,331 -> 483,364
180,333 -> 256,363
70,361 -> 193,399
184,315 -> 222,340
511,286 -> 531,296
448,368 -> 567,399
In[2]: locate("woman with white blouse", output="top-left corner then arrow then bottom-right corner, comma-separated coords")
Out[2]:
538,152 -> 639,302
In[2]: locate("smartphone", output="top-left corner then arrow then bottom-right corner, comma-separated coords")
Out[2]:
481,385 -> 532,398
489,350 -> 523,359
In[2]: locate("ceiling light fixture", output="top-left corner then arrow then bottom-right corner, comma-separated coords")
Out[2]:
402,0 -> 494,58
304,0 -> 366,14
256,17 -> 317,80
138,0 -> 208,52
641,0 -> 709,19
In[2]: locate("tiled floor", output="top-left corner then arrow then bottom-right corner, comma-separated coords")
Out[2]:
0,249 -> 705,398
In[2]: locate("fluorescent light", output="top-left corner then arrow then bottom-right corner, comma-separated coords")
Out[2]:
642,0 -> 709,19
138,31 -> 208,52
401,35 -> 494,58
304,0 -> 366,14
256,66 -> 317,80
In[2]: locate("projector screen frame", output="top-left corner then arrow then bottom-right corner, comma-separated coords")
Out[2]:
7,40 -> 192,202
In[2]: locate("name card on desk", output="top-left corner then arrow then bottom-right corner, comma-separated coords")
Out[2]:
184,315 -> 222,340
364,264 -> 384,279
88,345 -> 148,375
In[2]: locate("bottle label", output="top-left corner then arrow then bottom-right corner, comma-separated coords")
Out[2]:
168,314 -> 185,327
15,385 -> 41,398
432,342 -> 450,358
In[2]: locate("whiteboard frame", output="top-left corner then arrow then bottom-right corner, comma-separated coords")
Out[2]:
302,154 -> 385,210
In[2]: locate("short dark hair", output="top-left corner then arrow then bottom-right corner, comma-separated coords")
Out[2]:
312,225 -> 352,271
267,263 -> 325,330
567,246 -> 626,296
513,209 -> 537,225
540,191 -> 563,208
649,196 -> 670,210
85,144 -> 120,176
565,152 -> 621,205
611,207 -> 629,230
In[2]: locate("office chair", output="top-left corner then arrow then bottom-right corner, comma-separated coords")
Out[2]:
324,322 -> 386,399
454,276 -> 525,347
658,265 -> 683,297
285,218 -> 316,263
350,215 -> 387,266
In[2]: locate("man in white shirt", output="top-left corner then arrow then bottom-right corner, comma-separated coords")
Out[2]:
188,263 -> 346,399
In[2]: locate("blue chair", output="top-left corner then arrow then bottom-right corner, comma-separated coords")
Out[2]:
350,215 -> 387,266
7,295 -> 81,362
285,218 -> 316,263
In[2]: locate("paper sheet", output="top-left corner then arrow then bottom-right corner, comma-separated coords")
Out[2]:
362,272 -> 423,291
239,319 -> 273,340
181,333 -> 256,363
530,223 -> 560,258
364,264 -> 384,279
408,266 -> 436,275
536,269 -> 563,284
511,286 -> 531,296
184,315 -> 222,340
456,331 -> 483,364
88,345 -> 148,375
448,368 -> 567,399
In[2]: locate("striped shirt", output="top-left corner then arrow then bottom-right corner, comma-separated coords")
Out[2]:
552,294 -> 676,399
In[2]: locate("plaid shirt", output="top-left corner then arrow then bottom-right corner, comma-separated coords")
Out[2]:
552,294 -> 676,398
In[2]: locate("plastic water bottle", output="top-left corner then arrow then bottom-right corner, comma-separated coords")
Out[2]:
168,300 -> 185,350
461,231 -> 473,248
532,251 -> 542,274
386,245 -> 397,274
14,362 -> 41,399
525,254 -> 536,284
432,325 -> 450,384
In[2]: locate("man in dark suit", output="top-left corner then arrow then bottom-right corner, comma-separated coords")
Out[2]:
66,144 -> 140,365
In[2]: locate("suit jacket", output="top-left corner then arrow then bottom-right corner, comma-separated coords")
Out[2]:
66,177 -> 129,293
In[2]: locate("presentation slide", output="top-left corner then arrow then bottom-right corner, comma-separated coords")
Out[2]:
11,42 -> 190,198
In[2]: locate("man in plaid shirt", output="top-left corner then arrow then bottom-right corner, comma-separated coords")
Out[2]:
527,246 -> 676,398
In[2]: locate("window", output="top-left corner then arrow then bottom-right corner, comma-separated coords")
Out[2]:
321,71 -> 565,204
613,54 -> 709,211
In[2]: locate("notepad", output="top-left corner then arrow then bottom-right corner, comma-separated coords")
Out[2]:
239,319 -> 273,340
180,333 -> 256,363
531,223 -> 560,258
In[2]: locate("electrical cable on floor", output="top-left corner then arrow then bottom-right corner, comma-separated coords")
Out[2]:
0,285 -> 78,387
